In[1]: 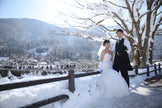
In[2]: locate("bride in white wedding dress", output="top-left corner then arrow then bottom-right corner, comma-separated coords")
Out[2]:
97,40 -> 129,99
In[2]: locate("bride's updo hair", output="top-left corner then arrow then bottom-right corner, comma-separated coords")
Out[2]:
103,40 -> 110,46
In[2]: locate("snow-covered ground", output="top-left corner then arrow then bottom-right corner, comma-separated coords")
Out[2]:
0,65 -> 161,108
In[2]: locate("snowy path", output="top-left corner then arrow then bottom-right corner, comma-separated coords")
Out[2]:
81,75 -> 162,108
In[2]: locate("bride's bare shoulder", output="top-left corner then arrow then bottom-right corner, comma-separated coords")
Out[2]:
101,49 -> 107,55
102,49 -> 107,53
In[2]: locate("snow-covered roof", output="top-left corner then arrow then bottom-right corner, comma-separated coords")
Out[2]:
29,59 -> 38,62
0,57 -> 9,61
53,61 -> 60,64
38,62 -> 47,65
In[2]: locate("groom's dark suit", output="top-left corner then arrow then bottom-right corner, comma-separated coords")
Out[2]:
113,38 -> 132,87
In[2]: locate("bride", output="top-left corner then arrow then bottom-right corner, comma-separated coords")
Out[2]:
97,40 -> 129,98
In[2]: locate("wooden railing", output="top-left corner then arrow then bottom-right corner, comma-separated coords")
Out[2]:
20,94 -> 69,108
0,63 -> 161,107
0,74 -> 70,108
0,69 -> 101,107
134,63 -> 161,76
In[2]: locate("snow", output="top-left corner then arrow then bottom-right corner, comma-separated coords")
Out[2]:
0,57 -> 9,61
38,62 -> 48,65
0,80 -> 69,108
0,64 -> 161,108
140,57 -> 143,59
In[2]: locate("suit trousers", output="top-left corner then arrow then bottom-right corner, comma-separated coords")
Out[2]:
117,68 -> 129,87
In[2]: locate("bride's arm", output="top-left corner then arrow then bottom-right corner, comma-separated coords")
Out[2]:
100,50 -> 105,61
109,50 -> 113,61
97,50 -> 105,71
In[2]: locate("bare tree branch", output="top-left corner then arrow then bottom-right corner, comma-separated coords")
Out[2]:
132,0 -> 136,9
151,0 -> 162,11
112,12 -> 130,32
136,10 -> 152,23
75,0 -> 86,8
106,32 -> 118,40
113,19 -> 126,31
156,28 -> 162,35
124,0 -> 141,40
103,0 -> 128,9
90,13 -> 111,19
141,24 -> 145,37
98,24 -> 117,32
132,0 -> 137,20
152,17 -> 162,37
157,10 -> 162,16
70,32 -> 107,42
95,19 -> 105,26
61,0 -> 86,10
152,0 -> 162,25
139,1 -> 144,11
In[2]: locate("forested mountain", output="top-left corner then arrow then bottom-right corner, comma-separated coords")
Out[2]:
0,18 -> 103,61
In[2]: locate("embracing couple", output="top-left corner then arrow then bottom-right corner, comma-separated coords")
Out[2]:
97,29 -> 132,98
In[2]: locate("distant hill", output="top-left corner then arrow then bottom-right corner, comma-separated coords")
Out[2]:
0,18 -> 107,46
0,18 -> 64,43
0,18 -> 104,60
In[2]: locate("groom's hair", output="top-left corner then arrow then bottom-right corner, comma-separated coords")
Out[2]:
103,40 -> 110,46
116,29 -> 123,33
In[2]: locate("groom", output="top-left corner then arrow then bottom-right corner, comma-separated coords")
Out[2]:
113,29 -> 132,87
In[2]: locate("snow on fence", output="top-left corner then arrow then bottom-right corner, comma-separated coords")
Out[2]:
0,63 -> 161,107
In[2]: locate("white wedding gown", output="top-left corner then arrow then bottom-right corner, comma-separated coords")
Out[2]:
97,53 -> 129,98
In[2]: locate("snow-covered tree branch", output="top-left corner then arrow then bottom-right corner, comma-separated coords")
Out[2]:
64,0 -> 162,67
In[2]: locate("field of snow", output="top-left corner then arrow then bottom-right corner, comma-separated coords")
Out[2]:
0,65 -> 161,108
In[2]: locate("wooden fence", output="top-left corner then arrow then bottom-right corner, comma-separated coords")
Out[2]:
0,63 -> 161,107
134,63 -> 161,76
0,69 -> 100,108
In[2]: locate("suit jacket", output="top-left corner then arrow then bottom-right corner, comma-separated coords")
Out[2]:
113,38 -> 132,71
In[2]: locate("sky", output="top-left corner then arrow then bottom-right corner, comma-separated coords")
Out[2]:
0,0 -> 161,29
0,0 -> 74,26
0,0 -> 116,27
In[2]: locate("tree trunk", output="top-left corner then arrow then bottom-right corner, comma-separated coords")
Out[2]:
133,50 -> 140,67
140,58 -> 146,67
130,43 -> 140,67
149,42 -> 153,64
139,49 -> 147,67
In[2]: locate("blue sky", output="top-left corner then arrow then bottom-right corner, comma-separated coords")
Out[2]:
2,0 -> 158,28
0,0 -> 39,17
0,0 -> 115,27
0,0 -> 69,25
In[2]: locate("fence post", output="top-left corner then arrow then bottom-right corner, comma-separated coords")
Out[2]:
68,70 -> 75,93
146,64 -> 149,77
135,66 -> 138,75
159,63 -> 161,74
154,64 -> 157,76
